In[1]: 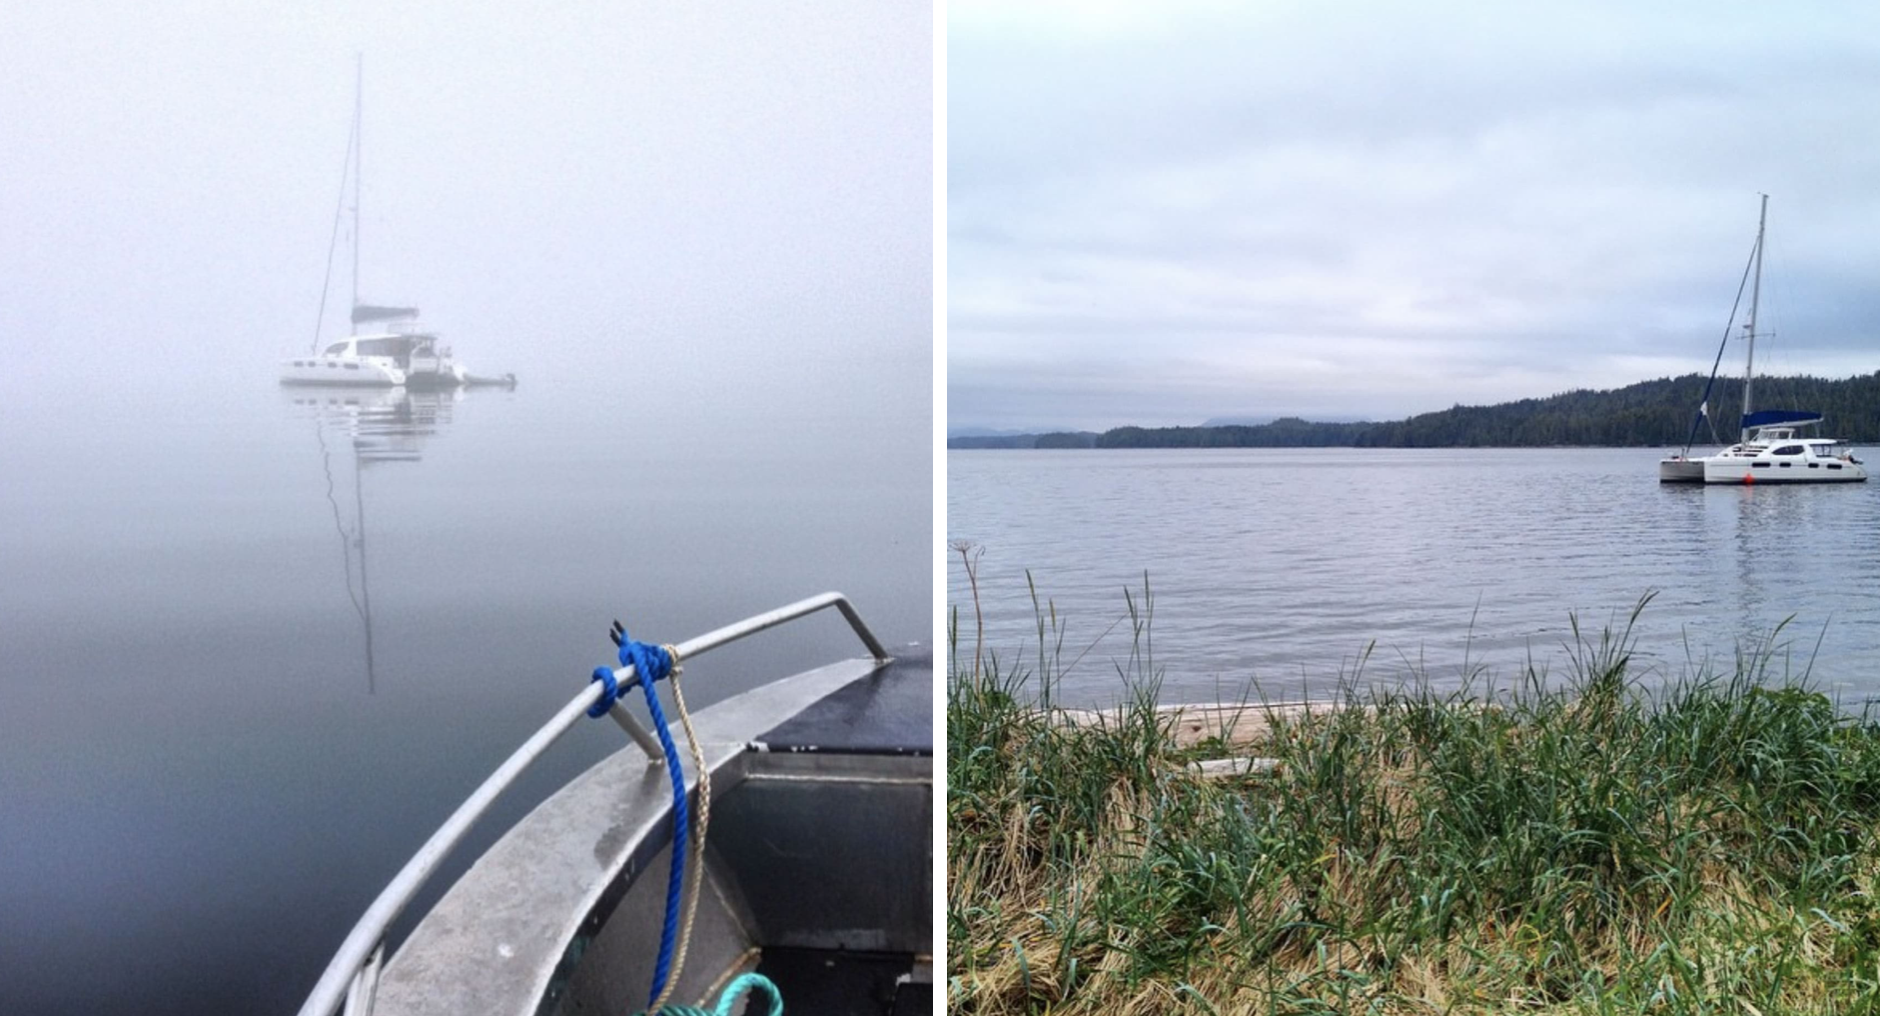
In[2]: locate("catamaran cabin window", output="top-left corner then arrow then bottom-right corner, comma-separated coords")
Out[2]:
323,342 -> 349,356
1773,445 -> 1804,456
354,338 -> 406,357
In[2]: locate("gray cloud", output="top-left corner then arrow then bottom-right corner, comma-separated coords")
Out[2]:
949,1 -> 1880,431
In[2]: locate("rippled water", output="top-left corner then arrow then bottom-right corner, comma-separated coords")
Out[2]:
1,376 -> 928,1015
948,448 -> 1880,706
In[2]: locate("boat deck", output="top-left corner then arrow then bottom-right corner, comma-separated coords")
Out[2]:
369,646 -> 932,1016
757,646 -> 932,756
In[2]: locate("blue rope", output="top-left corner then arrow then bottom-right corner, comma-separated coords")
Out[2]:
595,633 -> 778,1016
635,651 -> 686,1008
598,630 -> 687,1009
588,666 -> 620,718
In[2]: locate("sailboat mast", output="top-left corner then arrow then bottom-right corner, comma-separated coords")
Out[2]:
351,55 -> 363,337
1741,193 -> 1767,443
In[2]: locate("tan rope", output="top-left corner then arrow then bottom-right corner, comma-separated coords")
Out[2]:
648,643 -> 712,1011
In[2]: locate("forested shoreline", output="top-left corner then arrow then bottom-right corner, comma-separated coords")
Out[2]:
949,372 -> 1880,449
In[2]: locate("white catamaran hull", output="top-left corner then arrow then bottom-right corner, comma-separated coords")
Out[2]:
1701,456 -> 1866,484
280,355 -> 406,387
1665,433 -> 1868,484
280,333 -> 494,389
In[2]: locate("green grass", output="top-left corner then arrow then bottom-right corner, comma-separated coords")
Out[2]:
947,586 -> 1880,1014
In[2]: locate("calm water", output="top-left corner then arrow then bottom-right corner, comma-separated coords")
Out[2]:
0,372 -> 928,1014
948,448 -> 1880,706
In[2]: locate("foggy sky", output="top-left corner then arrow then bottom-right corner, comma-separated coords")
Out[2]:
949,1 -> 1880,432
1,0 -> 930,419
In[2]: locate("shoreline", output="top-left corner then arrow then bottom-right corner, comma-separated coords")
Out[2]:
949,602 -> 1880,1013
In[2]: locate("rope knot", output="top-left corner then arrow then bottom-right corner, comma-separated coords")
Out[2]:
618,633 -> 675,688
587,666 -> 620,718
590,626 -> 677,718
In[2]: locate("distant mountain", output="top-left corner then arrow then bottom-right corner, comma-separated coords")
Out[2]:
1103,416 -> 1369,448
947,431 -> 1100,450
1200,413 -> 1369,427
948,434 -> 1037,449
1199,415 -> 1274,427
946,426 -> 1042,439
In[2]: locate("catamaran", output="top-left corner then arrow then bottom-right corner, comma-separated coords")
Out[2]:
1659,195 -> 1865,484
281,60 -> 512,390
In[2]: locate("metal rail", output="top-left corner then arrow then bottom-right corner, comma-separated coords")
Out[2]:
299,592 -> 891,1016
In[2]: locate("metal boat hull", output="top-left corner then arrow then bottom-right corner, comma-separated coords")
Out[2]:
369,651 -> 932,1016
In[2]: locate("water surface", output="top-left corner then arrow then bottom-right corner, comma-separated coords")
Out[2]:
948,448 -> 1880,706
1,371 -> 928,1014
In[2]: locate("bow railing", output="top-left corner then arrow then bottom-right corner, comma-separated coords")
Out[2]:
298,592 -> 891,1016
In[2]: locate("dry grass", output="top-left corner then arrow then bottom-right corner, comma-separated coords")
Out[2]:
948,590 -> 1880,1014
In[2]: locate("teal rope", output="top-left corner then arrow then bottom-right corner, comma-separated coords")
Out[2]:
634,971 -> 783,1016
714,973 -> 783,1016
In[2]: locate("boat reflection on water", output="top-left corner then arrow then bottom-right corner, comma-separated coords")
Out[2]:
290,387 -> 462,692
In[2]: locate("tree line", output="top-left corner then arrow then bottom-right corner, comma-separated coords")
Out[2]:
949,373 -> 1880,449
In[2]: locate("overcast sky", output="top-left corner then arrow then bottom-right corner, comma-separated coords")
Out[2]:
1,0 -> 929,419
949,1 -> 1880,432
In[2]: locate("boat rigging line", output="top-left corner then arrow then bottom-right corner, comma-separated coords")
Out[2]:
310,87 -> 360,354
1681,218 -> 1760,457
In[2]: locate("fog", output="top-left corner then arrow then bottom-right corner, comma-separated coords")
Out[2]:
1,0 -> 931,415
0,7 -> 930,1012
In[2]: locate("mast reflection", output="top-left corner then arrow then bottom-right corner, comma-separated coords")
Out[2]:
294,388 -> 461,693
